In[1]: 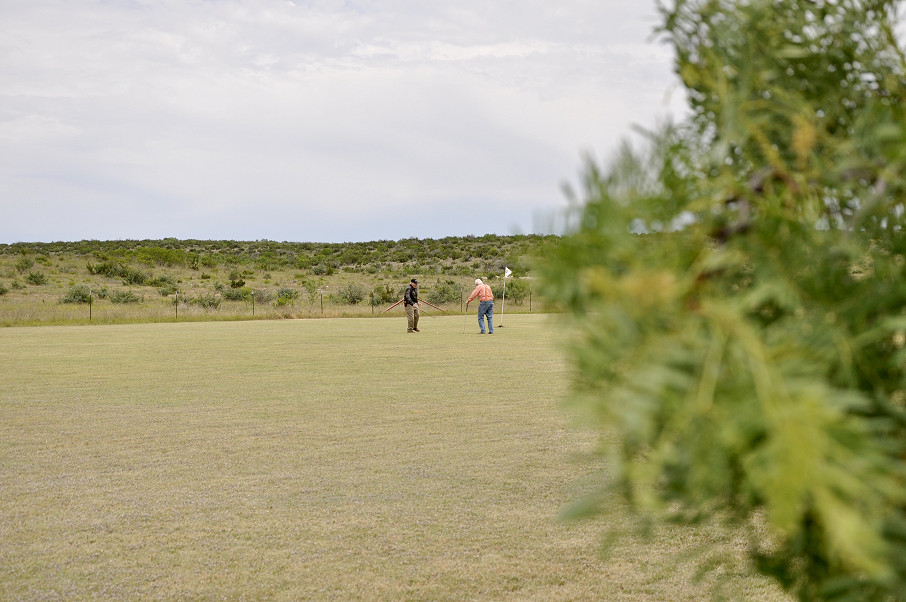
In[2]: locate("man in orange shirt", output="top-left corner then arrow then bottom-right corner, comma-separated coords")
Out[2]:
466,278 -> 494,334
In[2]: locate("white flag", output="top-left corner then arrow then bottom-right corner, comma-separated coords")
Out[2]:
504,267 -> 512,278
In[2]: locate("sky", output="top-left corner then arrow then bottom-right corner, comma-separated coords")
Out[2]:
0,0 -> 686,244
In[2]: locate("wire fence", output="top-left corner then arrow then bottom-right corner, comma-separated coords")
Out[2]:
0,288 -> 542,327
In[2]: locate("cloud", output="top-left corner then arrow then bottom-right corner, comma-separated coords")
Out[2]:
0,0 -> 684,243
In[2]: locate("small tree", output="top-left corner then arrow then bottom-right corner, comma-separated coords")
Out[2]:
25,271 -> 47,285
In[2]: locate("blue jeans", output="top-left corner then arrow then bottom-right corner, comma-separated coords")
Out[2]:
477,300 -> 494,333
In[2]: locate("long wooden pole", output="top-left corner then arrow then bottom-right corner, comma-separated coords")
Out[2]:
382,298 -> 405,313
417,298 -> 446,312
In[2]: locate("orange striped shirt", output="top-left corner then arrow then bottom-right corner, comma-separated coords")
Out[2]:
467,284 -> 494,303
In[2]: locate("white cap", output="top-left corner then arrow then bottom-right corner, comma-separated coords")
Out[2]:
475,279 -> 482,285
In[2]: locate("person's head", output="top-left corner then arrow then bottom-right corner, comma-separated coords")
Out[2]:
475,279 -> 482,285
411,278 -> 418,287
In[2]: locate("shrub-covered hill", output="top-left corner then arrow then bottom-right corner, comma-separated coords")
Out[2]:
0,235 -> 549,276
0,235 -> 552,324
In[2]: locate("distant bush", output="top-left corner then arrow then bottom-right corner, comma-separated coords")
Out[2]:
121,267 -> 147,286
135,246 -> 187,267
494,278 -> 529,305
275,287 -> 299,307
426,279 -> 461,304
228,270 -> 246,288
0,282 -> 10,295
336,283 -> 366,305
109,290 -> 141,304
253,289 -> 273,304
191,293 -> 220,309
26,271 -> 48,285
62,285 -> 92,304
87,260 -> 123,278
371,284 -> 399,306
15,256 -> 34,273
148,275 -> 176,287
149,275 -> 177,296
222,287 -> 252,301
311,263 -> 334,276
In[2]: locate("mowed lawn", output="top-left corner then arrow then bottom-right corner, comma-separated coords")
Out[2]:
0,314 -> 788,601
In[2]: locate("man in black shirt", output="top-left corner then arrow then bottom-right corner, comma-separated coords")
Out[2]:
404,278 -> 420,333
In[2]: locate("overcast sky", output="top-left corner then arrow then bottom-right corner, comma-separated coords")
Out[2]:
1,0 -> 685,244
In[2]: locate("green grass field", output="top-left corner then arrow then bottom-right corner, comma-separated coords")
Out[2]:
0,314 -> 789,600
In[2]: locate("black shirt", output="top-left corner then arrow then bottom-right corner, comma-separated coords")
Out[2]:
404,284 -> 418,306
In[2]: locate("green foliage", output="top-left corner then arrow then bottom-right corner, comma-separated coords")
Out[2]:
222,287 -> 252,301
86,260 -> 122,277
301,279 -> 321,305
148,275 -> 176,287
311,263 -> 334,276
135,246 -> 188,267
15,256 -> 34,273
499,278 -> 529,305
275,287 -> 299,307
371,284 -> 399,306
425,279 -> 461,304
0,236 -> 552,325
335,282 -> 366,305
148,275 -> 177,296
120,267 -> 147,286
26,271 -> 48,285
3,236 -> 553,282
62,285 -> 92,304
86,260 -> 146,285
190,293 -> 220,309
0,282 -> 8,296
253,289 -> 273,305
543,1 -> 906,600
109,290 -> 141,304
